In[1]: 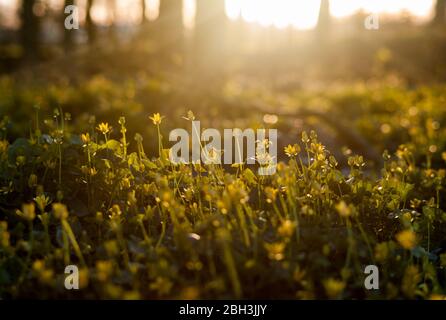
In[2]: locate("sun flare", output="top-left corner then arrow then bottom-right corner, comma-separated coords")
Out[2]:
0,0 -> 436,29
225,0 -> 435,29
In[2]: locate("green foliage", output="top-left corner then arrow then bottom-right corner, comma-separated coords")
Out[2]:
0,104 -> 445,299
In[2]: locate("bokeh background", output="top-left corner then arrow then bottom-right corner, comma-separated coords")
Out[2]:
0,0 -> 446,164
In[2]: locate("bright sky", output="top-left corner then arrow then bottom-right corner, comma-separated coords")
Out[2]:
0,0 -> 437,29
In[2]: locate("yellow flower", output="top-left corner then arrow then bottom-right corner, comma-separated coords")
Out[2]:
227,182 -> 249,204
34,194 -> 50,213
40,268 -> 54,285
109,204 -> 122,219
104,240 -> 119,256
127,190 -> 137,207
16,203 -> 36,221
89,167 -> 98,176
265,242 -> 286,261
52,203 -> 69,220
374,242 -> 390,262
323,278 -> 345,299
81,133 -> 90,144
396,229 -> 417,250
97,122 -> 112,135
28,174 -> 38,188
32,260 -> 45,272
284,144 -> 300,157
180,286 -> 200,300
264,187 -> 278,203
401,265 -> 420,298
31,259 -> 54,285
96,260 -> 113,282
78,268 -> 89,289
335,200 -> 356,218
16,155 -> 26,167
278,219 -> 296,238
149,113 -> 164,125
0,140 -> 8,154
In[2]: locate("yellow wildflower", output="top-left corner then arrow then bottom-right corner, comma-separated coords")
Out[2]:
264,187 -> 278,203
81,133 -> 90,144
284,144 -> 300,157
52,203 -> 69,220
335,200 -> 356,218
97,122 -> 112,135
374,242 -> 390,262
28,174 -> 38,188
396,229 -> 417,250
16,155 -> 26,167
16,203 -> 36,221
265,242 -> 286,261
34,194 -> 50,213
278,219 -> 296,238
401,265 -> 420,298
323,278 -> 345,299
96,260 -> 113,282
0,140 -> 8,154
149,113 -> 164,125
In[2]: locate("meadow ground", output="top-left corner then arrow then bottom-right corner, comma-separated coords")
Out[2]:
0,25 -> 446,299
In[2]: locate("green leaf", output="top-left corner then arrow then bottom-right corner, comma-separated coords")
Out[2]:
103,139 -> 121,152
8,138 -> 32,163
243,168 -> 257,185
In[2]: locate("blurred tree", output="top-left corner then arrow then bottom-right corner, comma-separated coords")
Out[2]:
63,0 -> 75,51
86,0 -> 96,44
20,0 -> 40,61
317,0 -> 331,35
141,0 -> 147,24
194,0 -> 227,69
108,0 -> 118,42
158,0 -> 183,39
433,0 -> 445,26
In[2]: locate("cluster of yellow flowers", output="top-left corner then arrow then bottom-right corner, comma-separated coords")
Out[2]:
0,110 -> 445,300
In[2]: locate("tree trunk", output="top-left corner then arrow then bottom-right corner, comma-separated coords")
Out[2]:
20,0 -> 39,61
194,0 -> 226,69
317,0 -> 331,35
108,0 -> 118,42
86,0 -> 96,44
141,0 -> 147,24
433,0 -> 446,26
158,0 -> 183,36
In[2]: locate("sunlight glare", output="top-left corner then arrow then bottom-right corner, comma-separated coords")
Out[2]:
228,0 -> 321,29
0,0 -> 436,29
227,0 -> 436,28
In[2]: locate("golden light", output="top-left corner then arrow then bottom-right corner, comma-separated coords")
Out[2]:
0,0 -> 436,29
226,0 -> 436,29
330,0 -> 434,19
226,0 -> 321,29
